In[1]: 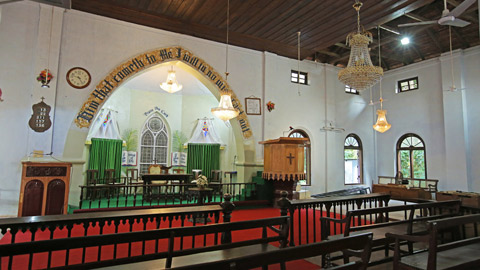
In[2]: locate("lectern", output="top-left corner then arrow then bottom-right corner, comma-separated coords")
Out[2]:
259,137 -> 308,200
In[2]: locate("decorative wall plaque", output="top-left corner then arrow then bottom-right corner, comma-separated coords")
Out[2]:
28,97 -> 52,132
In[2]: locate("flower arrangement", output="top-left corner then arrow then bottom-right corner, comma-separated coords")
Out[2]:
266,101 -> 275,112
37,69 -> 53,88
195,174 -> 208,188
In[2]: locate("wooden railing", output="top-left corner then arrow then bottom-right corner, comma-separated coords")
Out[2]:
278,191 -> 391,246
378,176 -> 438,191
78,182 -> 256,210
0,195 -> 235,269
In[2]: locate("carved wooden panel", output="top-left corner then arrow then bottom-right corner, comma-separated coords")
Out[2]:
22,180 -> 44,217
18,162 -> 71,217
45,179 -> 66,215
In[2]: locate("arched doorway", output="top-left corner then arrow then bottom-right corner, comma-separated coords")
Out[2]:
63,47 -> 256,205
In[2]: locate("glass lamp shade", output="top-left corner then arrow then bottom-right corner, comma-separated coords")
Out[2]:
160,70 -> 183,93
211,94 -> 239,121
373,109 -> 391,133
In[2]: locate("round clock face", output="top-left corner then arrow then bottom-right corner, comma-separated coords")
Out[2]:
66,67 -> 91,89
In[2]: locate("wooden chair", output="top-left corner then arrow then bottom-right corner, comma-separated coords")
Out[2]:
86,169 -> 98,186
86,169 -> 98,199
104,169 -> 117,184
148,165 -> 166,184
210,170 -> 222,194
126,168 -> 142,194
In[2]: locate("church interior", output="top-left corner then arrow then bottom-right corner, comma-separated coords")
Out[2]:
1,0 -> 480,269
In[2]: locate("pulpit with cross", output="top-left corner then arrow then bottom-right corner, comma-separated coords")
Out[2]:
259,137 -> 308,201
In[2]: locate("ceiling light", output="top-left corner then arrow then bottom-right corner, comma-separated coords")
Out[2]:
338,0 -> 383,92
211,0 -> 239,121
160,66 -> 183,93
373,27 -> 391,133
401,37 -> 410,45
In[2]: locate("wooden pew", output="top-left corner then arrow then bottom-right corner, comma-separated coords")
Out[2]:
0,195 -> 234,270
0,216 -> 289,270
387,213 -> 480,270
165,232 -> 373,270
320,200 -> 461,266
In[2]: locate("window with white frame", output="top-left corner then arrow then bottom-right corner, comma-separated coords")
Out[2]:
139,116 -> 169,175
344,134 -> 363,184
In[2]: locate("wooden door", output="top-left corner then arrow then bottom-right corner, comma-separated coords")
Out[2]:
45,179 -> 66,215
22,180 -> 44,217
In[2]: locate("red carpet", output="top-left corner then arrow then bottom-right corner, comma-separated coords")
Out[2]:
0,208 -> 328,269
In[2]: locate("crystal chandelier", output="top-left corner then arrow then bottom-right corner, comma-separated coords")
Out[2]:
211,0 -> 239,121
160,66 -> 183,93
338,0 -> 383,91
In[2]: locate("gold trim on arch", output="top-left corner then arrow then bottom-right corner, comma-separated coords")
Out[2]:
74,46 -> 252,139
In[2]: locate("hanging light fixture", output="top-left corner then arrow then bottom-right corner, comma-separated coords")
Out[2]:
160,66 -> 183,93
211,0 -> 239,121
338,0 -> 383,91
373,26 -> 391,133
37,7 -> 55,88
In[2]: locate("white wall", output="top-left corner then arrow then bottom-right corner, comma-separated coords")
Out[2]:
1,2 -> 480,217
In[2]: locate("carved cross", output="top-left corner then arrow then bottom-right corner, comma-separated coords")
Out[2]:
286,153 -> 295,165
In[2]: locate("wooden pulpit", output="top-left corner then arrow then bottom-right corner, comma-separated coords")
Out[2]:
259,137 -> 308,200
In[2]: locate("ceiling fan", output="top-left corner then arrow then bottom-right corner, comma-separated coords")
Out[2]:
398,0 -> 476,28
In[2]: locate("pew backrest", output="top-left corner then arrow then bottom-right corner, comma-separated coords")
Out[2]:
0,216 -> 290,270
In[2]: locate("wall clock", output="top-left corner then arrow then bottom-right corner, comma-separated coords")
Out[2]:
66,67 -> 91,89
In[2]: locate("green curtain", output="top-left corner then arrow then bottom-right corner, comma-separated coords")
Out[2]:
187,143 -> 220,179
88,138 -> 123,183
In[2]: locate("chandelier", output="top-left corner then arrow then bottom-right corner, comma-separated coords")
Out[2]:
373,26 -> 391,133
211,0 -> 239,121
160,66 -> 183,93
338,0 -> 383,91
373,99 -> 391,133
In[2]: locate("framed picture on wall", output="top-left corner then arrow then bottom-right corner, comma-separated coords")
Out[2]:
245,97 -> 261,115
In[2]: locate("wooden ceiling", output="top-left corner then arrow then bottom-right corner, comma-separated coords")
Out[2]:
72,0 -> 479,70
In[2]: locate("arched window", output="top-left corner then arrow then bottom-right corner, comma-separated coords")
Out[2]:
139,116 -> 169,175
288,129 -> 311,186
396,133 -> 426,179
344,134 -> 363,184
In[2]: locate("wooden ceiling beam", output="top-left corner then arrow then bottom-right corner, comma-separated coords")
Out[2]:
308,0 -> 434,52
446,0 -> 479,24
72,0 -> 315,59
402,12 -> 445,54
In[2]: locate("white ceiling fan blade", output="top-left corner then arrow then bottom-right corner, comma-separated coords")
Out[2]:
398,21 -> 437,27
441,18 -> 471,27
447,0 -> 476,17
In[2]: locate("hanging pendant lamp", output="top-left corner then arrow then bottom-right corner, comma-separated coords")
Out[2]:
373,99 -> 391,133
211,0 -> 239,121
338,0 -> 383,91
373,26 -> 391,133
160,66 -> 183,93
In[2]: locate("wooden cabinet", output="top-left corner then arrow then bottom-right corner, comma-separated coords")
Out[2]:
18,162 -> 71,217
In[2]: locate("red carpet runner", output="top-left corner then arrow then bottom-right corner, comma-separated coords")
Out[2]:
0,207 -> 332,269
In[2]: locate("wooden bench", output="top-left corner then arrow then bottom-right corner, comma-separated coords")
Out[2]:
387,213 -> 480,270
0,216 -> 289,270
164,232 -> 373,270
320,200 -> 461,266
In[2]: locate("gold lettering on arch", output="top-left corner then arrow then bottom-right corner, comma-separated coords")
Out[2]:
74,46 -> 252,139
